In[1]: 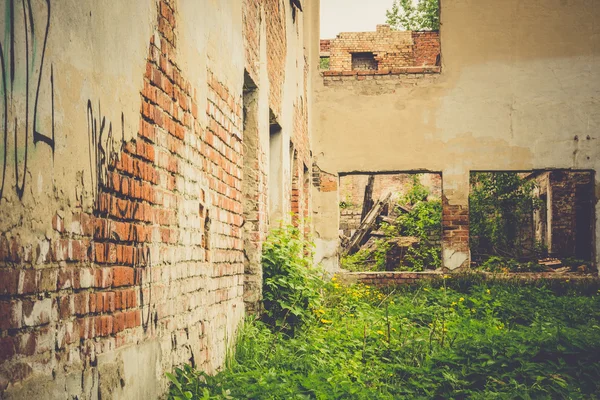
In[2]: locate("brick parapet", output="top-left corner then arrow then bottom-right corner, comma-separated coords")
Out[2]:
321,26 -> 440,75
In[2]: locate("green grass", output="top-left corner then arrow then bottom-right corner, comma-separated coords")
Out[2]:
168,279 -> 600,399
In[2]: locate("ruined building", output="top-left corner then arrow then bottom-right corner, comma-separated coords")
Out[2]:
0,0 -> 317,397
313,2 -> 599,273
0,0 -> 599,398
529,170 -> 595,261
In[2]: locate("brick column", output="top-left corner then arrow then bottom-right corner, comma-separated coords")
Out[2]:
441,173 -> 471,270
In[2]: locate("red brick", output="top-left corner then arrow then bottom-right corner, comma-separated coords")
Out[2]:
113,312 -> 126,334
0,301 -> 22,330
73,293 -> 89,316
58,295 -> 72,319
19,269 -> 38,294
125,310 -> 138,329
112,267 -> 134,287
0,269 -> 19,295
0,336 -> 16,363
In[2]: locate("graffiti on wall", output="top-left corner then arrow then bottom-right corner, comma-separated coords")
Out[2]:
86,99 -> 124,210
0,0 -> 56,202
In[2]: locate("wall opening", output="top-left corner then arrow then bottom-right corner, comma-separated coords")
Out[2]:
242,71 -> 262,312
290,146 -> 300,226
302,163 -> 310,235
469,170 -> 596,272
351,52 -> 378,71
338,172 -> 442,272
268,113 -> 283,222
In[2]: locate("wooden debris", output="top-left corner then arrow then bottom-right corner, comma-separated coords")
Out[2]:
360,175 -> 375,223
538,258 -> 562,267
344,193 -> 392,256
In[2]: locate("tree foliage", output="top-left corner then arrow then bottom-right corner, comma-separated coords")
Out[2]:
386,0 -> 440,31
469,172 -> 542,262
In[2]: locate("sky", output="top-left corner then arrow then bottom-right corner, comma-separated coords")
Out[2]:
320,0 -> 394,39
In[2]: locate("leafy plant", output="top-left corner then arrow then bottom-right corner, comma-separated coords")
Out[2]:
341,176 -> 442,272
386,0 -> 440,31
470,172 -> 543,264
167,278 -> 600,399
261,224 -> 323,333
479,256 -> 546,273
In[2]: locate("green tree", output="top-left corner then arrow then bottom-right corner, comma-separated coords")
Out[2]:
386,0 -> 440,31
469,172 -> 541,262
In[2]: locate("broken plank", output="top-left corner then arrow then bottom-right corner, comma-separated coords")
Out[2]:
344,192 -> 392,256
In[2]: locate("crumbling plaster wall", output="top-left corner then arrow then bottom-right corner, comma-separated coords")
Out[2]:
0,0 -> 315,398
313,0 -> 600,272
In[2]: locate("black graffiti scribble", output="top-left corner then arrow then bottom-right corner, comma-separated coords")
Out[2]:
132,226 -> 153,332
87,99 -> 153,332
86,100 -> 124,211
1,0 -> 55,202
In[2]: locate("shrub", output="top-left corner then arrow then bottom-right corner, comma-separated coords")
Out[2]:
470,172 -> 543,263
261,224 -> 323,332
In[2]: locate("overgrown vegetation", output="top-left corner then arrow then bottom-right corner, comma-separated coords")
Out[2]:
469,172 -> 543,267
319,57 -> 330,70
341,176 -> 441,272
386,0 -> 440,31
168,276 -> 600,399
261,224 -> 323,333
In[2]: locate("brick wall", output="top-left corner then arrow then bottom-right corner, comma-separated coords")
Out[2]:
1,0 -> 316,394
322,25 -> 440,74
0,0 -> 247,393
243,0 -> 262,84
313,163 -> 338,193
442,197 -> 470,269
412,31 -> 441,66
320,39 -> 331,54
535,171 -> 595,260
266,0 -> 287,119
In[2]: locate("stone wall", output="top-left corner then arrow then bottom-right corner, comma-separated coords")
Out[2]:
0,0 -> 315,398
322,25 -> 440,73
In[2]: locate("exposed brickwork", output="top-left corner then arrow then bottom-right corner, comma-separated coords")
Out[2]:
320,39 -> 331,54
243,0 -> 261,84
313,164 -> 338,193
412,32 -> 441,66
322,25 -> 440,74
442,196 -> 470,268
241,75 -> 269,313
292,57 -> 311,232
266,0 -> 287,118
532,171 -> 595,260
0,0 -> 246,390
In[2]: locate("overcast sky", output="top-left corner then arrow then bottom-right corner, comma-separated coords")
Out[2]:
320,0 -> 394,39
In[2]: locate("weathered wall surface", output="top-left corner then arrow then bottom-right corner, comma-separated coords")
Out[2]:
313,0 -> 600,272
0,0 -> 314,398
